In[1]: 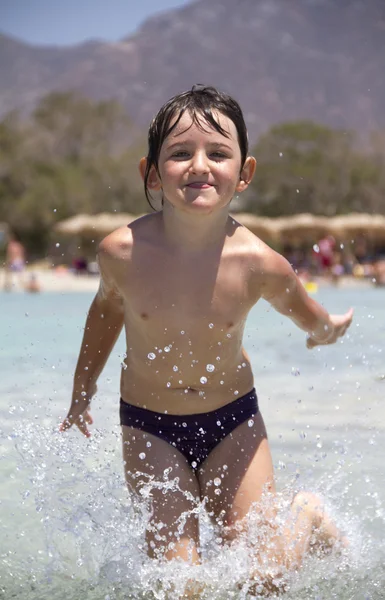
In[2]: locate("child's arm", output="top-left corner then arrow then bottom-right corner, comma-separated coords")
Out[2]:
60,247 -> 125,437
260,252 -> 353,348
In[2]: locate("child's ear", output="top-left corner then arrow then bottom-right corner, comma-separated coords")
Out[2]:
235,156 -> 257,193
138,157 -> 162,190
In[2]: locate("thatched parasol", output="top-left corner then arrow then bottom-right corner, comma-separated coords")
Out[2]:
54,213 -> 138,237
277,213 -> 332,246
54,214 -> 94,236
88,213 -> 138,236
329,213 -> 385,243
232,213 -> 281,243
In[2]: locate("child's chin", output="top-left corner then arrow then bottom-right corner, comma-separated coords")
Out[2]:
186,199 -> 221,212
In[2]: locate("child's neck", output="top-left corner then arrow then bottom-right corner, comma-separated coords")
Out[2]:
160,202 -> 230,251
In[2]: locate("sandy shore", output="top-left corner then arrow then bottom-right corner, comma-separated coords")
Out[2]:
0,267 -> 376,294
0,268 -> 99,293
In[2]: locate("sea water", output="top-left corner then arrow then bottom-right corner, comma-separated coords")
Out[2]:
0,287 -> 384,599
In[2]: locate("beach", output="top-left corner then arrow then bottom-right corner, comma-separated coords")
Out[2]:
0,266 -> 375,295
0,267 -> 100,293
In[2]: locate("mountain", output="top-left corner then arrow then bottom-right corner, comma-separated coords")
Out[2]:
1,0 -> 385,138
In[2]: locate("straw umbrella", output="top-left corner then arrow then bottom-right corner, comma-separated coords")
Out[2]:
232,213 -> 281,244
277,213 -> 332,246
54,214 -> 94,236
87,213 -> 138,236
54,213 -> 137,237
329,213 -> 385,243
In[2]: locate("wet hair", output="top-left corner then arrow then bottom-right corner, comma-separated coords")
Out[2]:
143,84 -> 249,209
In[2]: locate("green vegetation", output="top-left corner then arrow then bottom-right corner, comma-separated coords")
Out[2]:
0,92 -> 148,257
1,92 -> 385,257
246,121 -> 385,217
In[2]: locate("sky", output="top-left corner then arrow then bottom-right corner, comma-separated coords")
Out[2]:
0,0 -> 192,46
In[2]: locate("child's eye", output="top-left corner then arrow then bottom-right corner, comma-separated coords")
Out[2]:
211,152 -> 227,159
171,151 -> 190,159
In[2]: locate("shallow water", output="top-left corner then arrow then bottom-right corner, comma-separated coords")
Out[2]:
0,288 -> 384,599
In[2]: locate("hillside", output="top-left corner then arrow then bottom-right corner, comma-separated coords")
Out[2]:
1,0 -> 384,137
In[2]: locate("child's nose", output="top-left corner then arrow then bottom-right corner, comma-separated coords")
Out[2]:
190,151 -> 209,173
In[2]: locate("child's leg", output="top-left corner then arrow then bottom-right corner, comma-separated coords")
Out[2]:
282,491 -> 343,569
198,411 -> 276,537
198,413 -> 342,589
122,426 -> 201,563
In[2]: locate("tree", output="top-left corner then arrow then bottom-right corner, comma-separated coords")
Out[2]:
246,120 -> 384,217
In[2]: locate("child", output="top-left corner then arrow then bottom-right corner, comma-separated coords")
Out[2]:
60,85 -> 353,593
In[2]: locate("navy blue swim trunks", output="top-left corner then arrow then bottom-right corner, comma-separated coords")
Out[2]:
120,388 -> 258,470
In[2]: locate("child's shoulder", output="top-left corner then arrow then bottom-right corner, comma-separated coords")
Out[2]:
232,219 -> 293,280
98,213 -> 159,259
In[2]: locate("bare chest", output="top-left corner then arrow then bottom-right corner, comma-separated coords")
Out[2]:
120,251 -> 252,334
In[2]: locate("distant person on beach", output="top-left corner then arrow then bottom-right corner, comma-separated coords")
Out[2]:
316,234 -> 336,276
25,272 -> 41,294
3,232 -> 26,291
72,256 -> 88,275
373,257 -> 385,286
60,86 -> 353,594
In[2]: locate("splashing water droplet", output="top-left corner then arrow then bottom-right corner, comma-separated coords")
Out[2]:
248,419 -> 254,427
220,380 -> 224,385
216,420 -> 221,426
139,452 -> 146,460
173,365 -> 178,372
200,376 -> 208,384
148,352 -> 156,360
164,345 -> 171,352
209,323 -> 214,328
206,364 -> 215,372
166,382 -> 171,388
234,390 -> 239,395
214,477 -> 221,486
191,461 -> 197,469
313,244 -> 320,253
55,243 -> 60,248
214,488 -> 221,495
146,441 -> 152,448
291,367 -> 300,376
180,330 -> 185,335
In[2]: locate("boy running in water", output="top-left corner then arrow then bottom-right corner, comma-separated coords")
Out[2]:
61,85 -> 352,593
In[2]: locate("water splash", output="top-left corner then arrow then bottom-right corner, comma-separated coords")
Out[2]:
1,418 -> 384,600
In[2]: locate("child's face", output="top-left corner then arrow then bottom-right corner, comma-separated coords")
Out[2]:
151,111 -> 254,214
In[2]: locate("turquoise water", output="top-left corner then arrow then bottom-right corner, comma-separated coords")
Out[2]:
0,288 -> 384,598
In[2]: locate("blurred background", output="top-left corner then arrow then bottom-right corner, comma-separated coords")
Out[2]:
1,3 -> 385,599
0,0 -> 385,287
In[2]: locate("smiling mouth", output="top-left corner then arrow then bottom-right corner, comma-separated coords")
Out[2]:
186,183 -> 214,189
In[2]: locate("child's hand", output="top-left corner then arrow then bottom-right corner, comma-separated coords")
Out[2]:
60,407 -> 93,438
59,384 -> 97,437
306,308 -> 354,349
